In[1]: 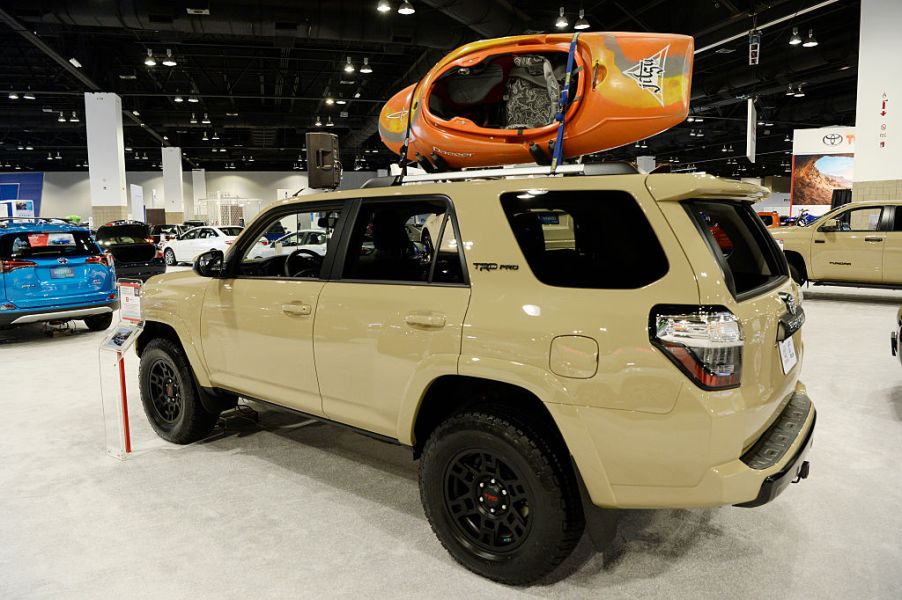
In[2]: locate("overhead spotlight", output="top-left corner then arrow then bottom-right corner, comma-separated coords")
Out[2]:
377,0 -> 392,13
354,88 -> 362,99
344,56 -> 355,73
336,98 -> 347,105
202,113 -> 211,124
190,113 -> 198,124
398,0 -> 415,15
802,28 -> 818,48
144,49 -> 156,67
574,9 -> 590,30
187,96 -> 199,103
689,129 -> 696,137
315,115 -> 323,127
555,6 -> 568,29
58,112 -> 66,123
785,84 -> 795,96
202,131 -> 209,141
162,49 -> 177,67
25,144 -> 33,151
174,94 -> 184,103
248,155 -> 254,162
163,135 -> 169,141
132,110 -> 140,116
695,117 -> 704,123
721,145 -> 728,153
16,143 -> 24,150
326,116 -> 335,127
687,116 -> 695,123
696,129 -> 705,137
325,96 -> 335,105
789,27 -> 802,46
784,133 -> 791,142
7,90 -> 18,100
47,152 -> 53,160
793,84 -> 805,97
728,144 -> 734,152
360,57 -> 373,74
212,131 -> 220,140
69,111 -> 79,123
23,88 -> 35,100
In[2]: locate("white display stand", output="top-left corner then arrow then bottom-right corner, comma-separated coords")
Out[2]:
98,279 -> 143,460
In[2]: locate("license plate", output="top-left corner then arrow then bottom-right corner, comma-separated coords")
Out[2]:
50,266 -> 74,279
779,336 -> 798,374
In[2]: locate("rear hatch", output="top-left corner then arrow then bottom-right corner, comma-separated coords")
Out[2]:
1,230 -> 114,309
97,223 -> 158,263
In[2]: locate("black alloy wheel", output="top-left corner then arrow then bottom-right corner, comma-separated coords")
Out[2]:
148,359 -> 183,423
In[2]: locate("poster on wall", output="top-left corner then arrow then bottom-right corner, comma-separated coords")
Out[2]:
791,127 -> 855,216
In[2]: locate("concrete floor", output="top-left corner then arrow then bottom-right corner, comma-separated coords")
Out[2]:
2,283 -> 902,599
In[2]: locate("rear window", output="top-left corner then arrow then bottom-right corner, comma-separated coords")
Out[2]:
1,231 -> 99,259
501,190 -> 669,288
96,223 -> 151,244
219,227 -> 243,236
686,201 -> 787,297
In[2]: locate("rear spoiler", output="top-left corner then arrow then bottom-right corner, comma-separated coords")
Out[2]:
645,173 -> 769,203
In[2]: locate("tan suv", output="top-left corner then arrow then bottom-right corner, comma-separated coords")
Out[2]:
774,200 -> 902,287
136,167 -> 815,585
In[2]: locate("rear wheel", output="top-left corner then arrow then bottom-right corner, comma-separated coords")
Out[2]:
83,312 -> 113,331
138,338 -> 219,444
419,407 -> 584,585
164,248 -> 176,266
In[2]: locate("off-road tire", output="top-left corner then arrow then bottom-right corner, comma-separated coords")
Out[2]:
164,248 -> 176,266
83,312 -> 113,331
138,338 -> 218,444
419,407 -> 585,585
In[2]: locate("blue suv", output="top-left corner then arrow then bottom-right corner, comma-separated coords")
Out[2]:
0,218 -> 118,330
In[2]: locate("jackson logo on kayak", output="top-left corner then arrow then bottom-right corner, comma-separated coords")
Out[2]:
624,45 -> 669,106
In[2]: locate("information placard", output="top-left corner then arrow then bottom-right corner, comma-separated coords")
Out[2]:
118,280 -> 143,323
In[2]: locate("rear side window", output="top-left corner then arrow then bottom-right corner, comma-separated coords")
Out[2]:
96,224 -> 151,244
686,201 -> 786,297
500,190 -> 668,288
1,231 -> 98,259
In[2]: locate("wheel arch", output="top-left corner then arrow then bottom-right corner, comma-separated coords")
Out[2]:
783,250 -> 808,281
137,319 -> 212,389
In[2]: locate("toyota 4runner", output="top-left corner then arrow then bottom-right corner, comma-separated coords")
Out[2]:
136,167 -> 815,585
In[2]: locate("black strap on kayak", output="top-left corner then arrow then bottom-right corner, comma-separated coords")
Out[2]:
398,79 -> 422,180
550,32 -> 580,173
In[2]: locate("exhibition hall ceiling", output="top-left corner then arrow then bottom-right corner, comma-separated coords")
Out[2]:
0,0 -> 860,174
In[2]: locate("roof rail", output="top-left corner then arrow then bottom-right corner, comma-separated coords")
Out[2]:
361,162 -> 639,189
0,217 -> 82,227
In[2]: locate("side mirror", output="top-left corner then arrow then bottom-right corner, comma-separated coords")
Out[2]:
194,249 -> 225,277
818,218 -> 840,233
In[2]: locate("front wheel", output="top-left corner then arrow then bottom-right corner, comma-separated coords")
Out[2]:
419,408 -> 584,585
164,248 -> 176,266
138,338 -> 219,444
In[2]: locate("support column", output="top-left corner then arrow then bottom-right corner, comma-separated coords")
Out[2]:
191,168 -> 206,222
853,0 -> 902,201
162,147 -> 185,223
84,93 -> 128,225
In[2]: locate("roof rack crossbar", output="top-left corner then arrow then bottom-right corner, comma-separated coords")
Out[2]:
361,162 -> 638,189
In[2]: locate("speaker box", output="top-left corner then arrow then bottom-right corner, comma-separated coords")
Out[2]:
306,132 -> 341,189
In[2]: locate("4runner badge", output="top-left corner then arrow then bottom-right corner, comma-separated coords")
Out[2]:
624,45 -> 669,106
473,262 -> 519,272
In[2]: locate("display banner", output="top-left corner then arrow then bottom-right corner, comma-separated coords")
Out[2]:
0,173 -> 43,215
746,99 -> 757,164
129,184 -> 145,222
791,127 -> 855,211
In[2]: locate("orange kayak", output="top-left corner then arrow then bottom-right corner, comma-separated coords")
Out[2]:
378,32 -> 693,169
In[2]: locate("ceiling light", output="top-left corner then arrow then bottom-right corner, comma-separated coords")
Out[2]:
8,91 -> 19,100
212,131 -> 220,140
695,117 -> 704,123
58,112 -> 66,123
793,84 -> 805,97
69,57 -> 83,68
336,98 -> 347,105
802,29 -> 818,48
202,113 -> 211,124
144,49 -> 156,67
326,116 -> 334,127
354,88 -> 362,99
315,115 -> 323,127
325,96 -> 335,105
25,144 -> 33,151
47,152 -> 53,160
187,96 -> 199,103
248,155 -> 254,162
789,27 -> 802,46
344,56 -> 355,73
202,131 -> 209,141
784,133 -> 791,142
360,57 -> 373,74
161,49 -> 177,67
398,0 -> 415,15
15,164 -> 21,170
132,110 -> 140,116
226,112 -> 238,117
687,116 -> 695,123
696,129 -> 705,137
555,7 -> 568,29
190,113 -> 198,124
142,153 -> 148,160
69,111 -> 79,123
785,84 -> 795,96
721,145 -> 728,153
377,0 -> 392,13
17,143 -> 24,150
574,9 -> 590,30
689,129 -> 696,137
174,94 -> 184,103
23,89 -> 35,100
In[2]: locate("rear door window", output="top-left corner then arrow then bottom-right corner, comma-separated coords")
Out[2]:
685,201 -> 787,298
500,190 -> 668,288
1,231 -> 98,259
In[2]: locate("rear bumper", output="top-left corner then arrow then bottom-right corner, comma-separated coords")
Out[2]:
0,300 -> 118,326
114,259 -> 166,281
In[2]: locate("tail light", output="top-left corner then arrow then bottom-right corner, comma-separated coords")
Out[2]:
0,259 -> 36,273
651,306 -> 743,390
155,249 -> 164,259
86,252 -> 113,267
145,237 -> 155,244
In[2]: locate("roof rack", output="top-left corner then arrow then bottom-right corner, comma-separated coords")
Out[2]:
361,162 -> 639,189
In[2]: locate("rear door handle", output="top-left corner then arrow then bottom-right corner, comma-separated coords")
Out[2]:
814,239 -> 826,244
865,236 -> 884,242
405,312 -> 446,328
282,302 -> 312,316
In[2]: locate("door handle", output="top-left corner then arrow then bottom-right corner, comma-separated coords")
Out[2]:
814,239 -> 826,244
405,312 -> 446,328
865,236 -> 884,242
282,302 -> 312,316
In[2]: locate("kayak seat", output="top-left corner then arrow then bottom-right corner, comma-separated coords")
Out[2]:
504,55 -> 560,129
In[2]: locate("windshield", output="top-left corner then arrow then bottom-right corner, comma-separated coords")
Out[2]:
1,231 -> 99,259
96,224 -> 151,244
219,227 -> 243,236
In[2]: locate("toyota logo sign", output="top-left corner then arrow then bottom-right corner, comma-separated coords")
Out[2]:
822,133 -> 843,146
57,257 -> 68,265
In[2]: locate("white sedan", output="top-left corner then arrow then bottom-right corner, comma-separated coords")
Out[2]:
162,226 -> 243,265
247,229 -> 329,260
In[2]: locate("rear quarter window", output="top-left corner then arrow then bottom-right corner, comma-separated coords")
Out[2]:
500,190 -> 669,288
